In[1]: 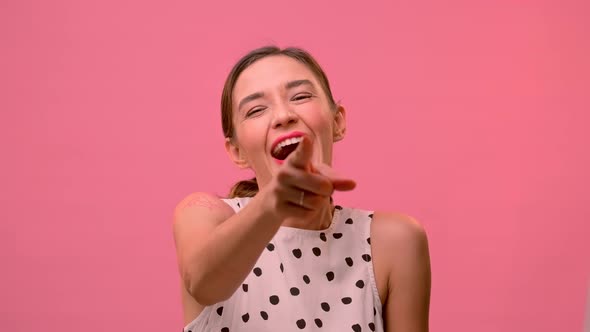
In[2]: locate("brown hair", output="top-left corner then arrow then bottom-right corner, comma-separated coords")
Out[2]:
222,46 -> 338,198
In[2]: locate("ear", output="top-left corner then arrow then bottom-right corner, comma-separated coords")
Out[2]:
333,104 -> 347,142
225,137 -> 250,169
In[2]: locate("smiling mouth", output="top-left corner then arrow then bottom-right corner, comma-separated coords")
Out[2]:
271,136 -> 303,160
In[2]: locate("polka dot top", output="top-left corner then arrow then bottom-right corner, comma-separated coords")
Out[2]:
183,197 -> 385,332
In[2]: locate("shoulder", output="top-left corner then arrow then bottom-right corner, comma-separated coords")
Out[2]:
172,192 -> 236,258
370,211 -> 430,281
371,211 -> 428,249
173,192 -> 235,226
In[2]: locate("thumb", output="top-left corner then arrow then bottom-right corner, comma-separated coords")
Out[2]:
287,136 -> 313,170
314,163 -> 357,191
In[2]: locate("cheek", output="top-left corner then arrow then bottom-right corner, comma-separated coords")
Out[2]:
305,111 -> 334,136
235,123 -> 267,154
299,102 -> 332,125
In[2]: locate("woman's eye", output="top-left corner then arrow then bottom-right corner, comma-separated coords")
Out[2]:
246,108 -> 264,117
292,94 -> 312,101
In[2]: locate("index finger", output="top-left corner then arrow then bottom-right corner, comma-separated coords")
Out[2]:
286,135 -> 313,170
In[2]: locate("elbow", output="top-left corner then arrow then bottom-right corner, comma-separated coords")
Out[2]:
183,270 -> 232,306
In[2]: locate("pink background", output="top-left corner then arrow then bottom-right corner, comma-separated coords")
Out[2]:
1,0 -> 589,331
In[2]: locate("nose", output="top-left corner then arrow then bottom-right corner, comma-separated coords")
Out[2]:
271,103 -> 298,129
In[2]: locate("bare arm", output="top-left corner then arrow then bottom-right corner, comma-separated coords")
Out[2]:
173,191 -> 282,305
375,212 -> 431,332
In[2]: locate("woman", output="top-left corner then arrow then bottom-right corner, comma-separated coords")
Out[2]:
173,46 -> 431,331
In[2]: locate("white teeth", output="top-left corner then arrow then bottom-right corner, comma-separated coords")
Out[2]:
273,136 -> 303,155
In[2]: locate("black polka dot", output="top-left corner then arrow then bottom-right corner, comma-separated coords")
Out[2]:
253,267 -> 262,276
368,213 -> 373,219
342,297 -> 352,304
333,233 -> 343,239
352,324 -> 361,332
280,263 -> 284,273
314,318 -> 323,327
312,247 -> 321,256
335,205 -> 343,210
221,328 -> 229,332
326,271 -> 335,281
373,307 -> 376,315
369,322 -> 375,331
345,257 -> 353,267
303,275 -> 310,284
296,319 -> 306,329
362,254 -> 372,262
345,218 -> 353,224
290,287 -> 300,296
269,295 -> 280,305
237,202 -> 240,208
260,311 -> 268,320
321,302 -> 330,312
367,237 -> 371,245
266,243 -> 275,251
242,284 -> 248,292
242,313 -> 249,322
216,306 -> 223,316
292,248 -> 302,258
355,280 -> 365,288
320,232 -> 327,242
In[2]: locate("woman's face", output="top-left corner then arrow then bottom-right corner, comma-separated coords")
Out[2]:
226,55 -> 346,187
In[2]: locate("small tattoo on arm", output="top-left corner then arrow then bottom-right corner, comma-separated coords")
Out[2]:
180,195 -> 222,211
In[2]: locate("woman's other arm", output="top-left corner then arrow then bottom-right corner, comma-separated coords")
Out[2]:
373,212 -> 432,332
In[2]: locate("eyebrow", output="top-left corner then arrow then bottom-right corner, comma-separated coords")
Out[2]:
237,79 -> 316,111
285,79 -> 314,90
237,92 -> 265,112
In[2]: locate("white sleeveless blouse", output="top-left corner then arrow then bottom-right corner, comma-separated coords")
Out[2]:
183,197 -> 384,332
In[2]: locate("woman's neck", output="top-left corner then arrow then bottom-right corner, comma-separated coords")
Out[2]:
281,196 -> 334,231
